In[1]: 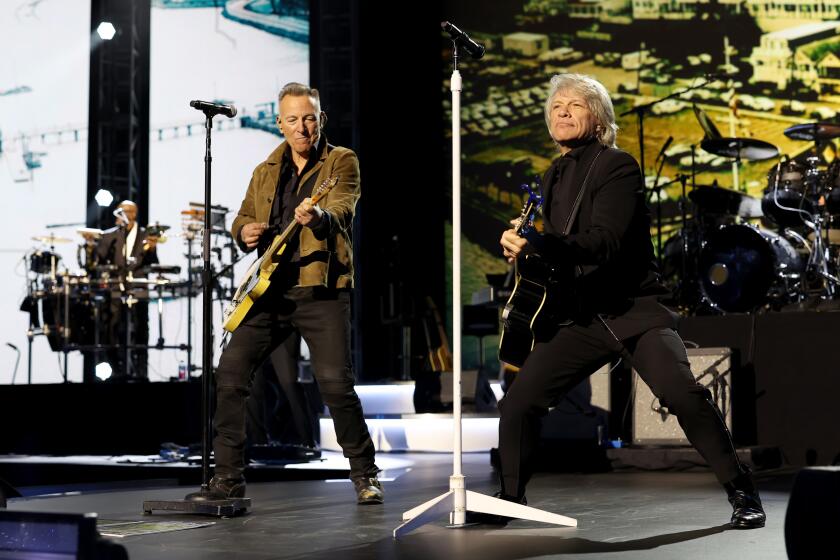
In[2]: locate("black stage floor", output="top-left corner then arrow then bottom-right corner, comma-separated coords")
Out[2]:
5,453 -> 792,559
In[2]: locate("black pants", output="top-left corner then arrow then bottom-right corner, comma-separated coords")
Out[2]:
498,322 -> 742,498
213,286 -> 377,479
246,334 -> 317,448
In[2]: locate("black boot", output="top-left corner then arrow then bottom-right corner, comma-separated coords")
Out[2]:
723,467 -> 766,529
207,475 -> 246,499
464,492 -> 527,526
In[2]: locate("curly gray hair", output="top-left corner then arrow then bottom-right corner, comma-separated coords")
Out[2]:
543,73 -> 618,148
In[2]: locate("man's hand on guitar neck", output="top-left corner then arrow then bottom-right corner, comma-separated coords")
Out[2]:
294,197 -> 325,229
241,222 -> 268,250
501,218 -> 534,263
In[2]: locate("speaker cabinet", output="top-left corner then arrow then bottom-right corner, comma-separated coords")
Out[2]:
632,347 -> 733,446
785,467 -> 840,560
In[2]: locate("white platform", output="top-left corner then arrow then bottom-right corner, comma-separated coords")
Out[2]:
319,414 -> 500,453
318,382 -> 504,453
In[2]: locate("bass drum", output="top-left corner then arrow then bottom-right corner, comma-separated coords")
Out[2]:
698,224 -> 803,313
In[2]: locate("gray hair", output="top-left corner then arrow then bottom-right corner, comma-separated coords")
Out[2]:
278,82 -> 322,114
543,73 -> 618,148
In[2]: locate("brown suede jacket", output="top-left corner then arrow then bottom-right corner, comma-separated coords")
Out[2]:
231,138 -> 360,289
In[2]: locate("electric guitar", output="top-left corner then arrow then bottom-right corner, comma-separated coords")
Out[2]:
498,185 -> 573,368
421,296 -> 453,372
222,175 -> 339,333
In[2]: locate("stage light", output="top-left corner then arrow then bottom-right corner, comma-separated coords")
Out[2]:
97,21 -> 116,41
94,189 -> 114,207
95,362 -> 112,381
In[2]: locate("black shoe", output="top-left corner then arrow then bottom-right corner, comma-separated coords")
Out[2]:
464,492 -> 526,526
352,476 -> 384,505
207,475 -> 246,499
724,468 -> 766,529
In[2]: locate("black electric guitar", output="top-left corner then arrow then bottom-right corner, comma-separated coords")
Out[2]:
498,188 -> 574,367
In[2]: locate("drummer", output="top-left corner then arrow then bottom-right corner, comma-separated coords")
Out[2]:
96,200 -> 159,381
96,200 -> 160,275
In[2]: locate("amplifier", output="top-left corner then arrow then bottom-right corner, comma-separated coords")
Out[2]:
632,347 -> 733,446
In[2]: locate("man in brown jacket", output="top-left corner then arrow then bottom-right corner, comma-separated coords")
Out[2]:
209,82 -> 382,504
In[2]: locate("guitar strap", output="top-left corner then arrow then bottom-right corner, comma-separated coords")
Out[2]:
561,145 -> 606,236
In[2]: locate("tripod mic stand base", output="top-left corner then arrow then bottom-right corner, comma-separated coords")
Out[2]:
143,493 -> 251,517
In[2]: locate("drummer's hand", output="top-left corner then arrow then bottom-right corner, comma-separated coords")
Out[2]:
501,228 -> 531,263
295,198 -> 324,228
241,222 -> 268,250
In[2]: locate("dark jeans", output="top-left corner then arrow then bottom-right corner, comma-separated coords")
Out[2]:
498,323 -> 742,498
246,334 -> 317,448
213,286 -> 377,479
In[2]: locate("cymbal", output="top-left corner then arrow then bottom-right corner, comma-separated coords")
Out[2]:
77,227 -> 103,239
32,234 -> 72,244
700,137 -> 779,161
689,184 -> 760,216
783,122 -> 840,142
146,223 -> 171,236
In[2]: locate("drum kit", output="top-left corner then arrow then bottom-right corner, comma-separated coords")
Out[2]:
21,216 -> 202,381
665,120 -> 840,313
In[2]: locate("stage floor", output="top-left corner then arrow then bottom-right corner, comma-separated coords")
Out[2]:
5,453 -> 792,559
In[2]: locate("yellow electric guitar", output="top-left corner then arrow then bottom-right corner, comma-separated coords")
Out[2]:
222,175 -> 339,333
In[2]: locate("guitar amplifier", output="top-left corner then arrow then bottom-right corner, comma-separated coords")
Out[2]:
632,347 -> 733,446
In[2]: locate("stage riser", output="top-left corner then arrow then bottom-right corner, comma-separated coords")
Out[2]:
319,416 -> 500,453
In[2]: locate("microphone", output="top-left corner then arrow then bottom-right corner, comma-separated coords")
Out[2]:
655,135 -> 674,163
113,206 -> 128,227
189,99 -> 237,118
441,21 -> 485,60
6,343 -> 18,351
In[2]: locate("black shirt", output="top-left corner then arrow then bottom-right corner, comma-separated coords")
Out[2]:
267,137 -> 322,263
548,141 -> 591,235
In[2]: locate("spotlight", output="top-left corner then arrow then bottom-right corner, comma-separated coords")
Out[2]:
95,362 -> 112,381
94,188 -> 113,207
96,21 -> 116,41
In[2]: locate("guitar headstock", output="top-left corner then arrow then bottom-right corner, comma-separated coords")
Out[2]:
311,175 -> 340,205
515,178 -> 543,236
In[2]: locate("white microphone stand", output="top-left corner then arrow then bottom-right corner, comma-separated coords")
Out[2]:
393,41 -> 577,538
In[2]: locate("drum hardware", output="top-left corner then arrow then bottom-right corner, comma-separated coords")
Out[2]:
700,137 -> 779,193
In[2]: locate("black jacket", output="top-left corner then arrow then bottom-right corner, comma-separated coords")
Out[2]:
534,140 -> 676,339
97,225 -> 159,276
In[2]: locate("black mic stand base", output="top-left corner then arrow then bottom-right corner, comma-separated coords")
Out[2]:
143,493 -> 250,517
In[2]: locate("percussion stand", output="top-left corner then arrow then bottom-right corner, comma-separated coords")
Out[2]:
185,234 -> 195,377
803,159 -> 839,297
154,278 -> 166,349
62,277 -> 70,383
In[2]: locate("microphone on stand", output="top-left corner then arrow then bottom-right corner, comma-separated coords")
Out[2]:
113,207 -> 128,227
655,136 -> 674,164
441,21 -> 485,60
189,100 -> 237,118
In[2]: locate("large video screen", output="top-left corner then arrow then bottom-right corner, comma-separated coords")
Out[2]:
146,1 -> 309,380
445,1 -> 840,370
0,0 -> 90,383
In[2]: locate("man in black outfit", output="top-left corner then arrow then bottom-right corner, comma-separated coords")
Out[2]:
492,73 -> 764,528
209,82 -> 382,504
96,200 -> 159,380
